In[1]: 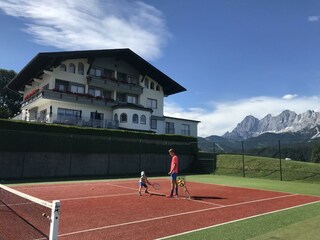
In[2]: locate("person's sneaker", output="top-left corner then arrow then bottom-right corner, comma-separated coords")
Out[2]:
145,190 -> 149,194
166,195 -> 173,198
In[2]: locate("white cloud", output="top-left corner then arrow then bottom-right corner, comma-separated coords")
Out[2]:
308,16 -> 320,22
164,95 -> 320,137
282,94 -> 297,100
0,0 -> 169,60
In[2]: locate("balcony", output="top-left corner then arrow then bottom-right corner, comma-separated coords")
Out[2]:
87,75 -> 143,95
22,89 -> 118,108
30,113 -> 119,129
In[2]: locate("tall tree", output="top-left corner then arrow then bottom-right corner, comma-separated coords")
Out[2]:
311,144 -> 320,163
0,69 -> 21,119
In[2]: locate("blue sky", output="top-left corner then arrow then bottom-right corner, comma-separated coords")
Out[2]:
1,0 -> 320,137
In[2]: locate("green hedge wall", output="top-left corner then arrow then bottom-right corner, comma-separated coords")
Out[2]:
0,119 -> 197,155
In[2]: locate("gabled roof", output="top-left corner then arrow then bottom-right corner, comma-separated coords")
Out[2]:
6,48 -> 186,96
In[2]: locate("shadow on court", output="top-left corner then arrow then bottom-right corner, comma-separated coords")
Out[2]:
191,196 -> 226,200
149,193 -> 167,197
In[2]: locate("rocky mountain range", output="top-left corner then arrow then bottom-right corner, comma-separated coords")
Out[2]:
222,110 -> 320,140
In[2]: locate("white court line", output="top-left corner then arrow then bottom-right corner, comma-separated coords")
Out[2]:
57,193 -> 298,238
156,199 -> 320,239
188,198 -> 225,207
57,182 -> 167,202
59,192 -> 137,201
13,178 -> 168,190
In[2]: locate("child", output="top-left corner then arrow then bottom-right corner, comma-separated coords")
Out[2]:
138,171 -> 151,196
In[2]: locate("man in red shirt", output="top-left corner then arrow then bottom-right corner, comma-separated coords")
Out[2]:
168,148 -> 179,197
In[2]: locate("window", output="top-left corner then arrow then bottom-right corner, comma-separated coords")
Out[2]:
58,84 -> 66,91
150,119 -> 157,129
90,111 -> 103,120
182,124 -> 190,136
150,82 -> 154,90
57,108 -> 81,122
120,113 -> 127,123
90,67 -> 102,77
144,77 -> 149,88
90,111 -> 104,128
127,75 -> 138,85
103,69 -> 114,79
166,122 -> 175,134
116,93 -> 126,102
70,84 -> 85,94
140,115 -> 146,125
117,72 -> 127,82
78,63 -> 84,75
60,64 -> 66,71
127,95 -> 137,104
55,79 -> 68,92
69,63 -> 76,73
132,114 -> 139,124
88,87 -> 102,97
147,98 -> 157,109
156,85 -> 160,91
104,90 -> 112,99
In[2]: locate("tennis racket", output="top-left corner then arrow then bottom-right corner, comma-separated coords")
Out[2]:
184,188 -> 191,200
177,176 -> 191,200
151,182 -> 161,190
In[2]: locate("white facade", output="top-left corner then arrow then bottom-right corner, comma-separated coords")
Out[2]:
9,50 -> 199,137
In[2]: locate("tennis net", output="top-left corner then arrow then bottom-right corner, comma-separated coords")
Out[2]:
0,184 -> 60,240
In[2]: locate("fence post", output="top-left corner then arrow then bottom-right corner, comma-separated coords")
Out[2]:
242,141 -> 245,178
213,142 -> 216,174
139,139 -> 142,171
278,140 -> 283,181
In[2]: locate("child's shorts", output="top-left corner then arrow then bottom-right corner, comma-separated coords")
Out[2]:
139,182 -> 147,187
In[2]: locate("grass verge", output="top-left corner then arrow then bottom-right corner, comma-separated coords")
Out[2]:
166,174 -> 320,240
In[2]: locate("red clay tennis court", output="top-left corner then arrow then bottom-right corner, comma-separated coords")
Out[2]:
1,179 -> 320,240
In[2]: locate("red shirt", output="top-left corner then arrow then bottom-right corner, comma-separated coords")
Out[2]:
170,155 -> 178,173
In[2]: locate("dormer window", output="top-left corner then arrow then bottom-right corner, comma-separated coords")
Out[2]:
60,64 -> 66,72
156,85 -> 160,91
69,63 -> 75,73
144,77 -> 149,88
150,82 -> 154,90
78,63 -> 84,75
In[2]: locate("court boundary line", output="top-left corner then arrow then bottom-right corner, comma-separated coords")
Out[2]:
11,178 -> 319,198
187,179 -> 320,198
57,193 -> 298,238
156,199 -> 320,239
59,192 -> 137,201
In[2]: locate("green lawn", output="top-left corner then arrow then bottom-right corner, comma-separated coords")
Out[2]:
167,174 -> 320,240
215,154 -> 320,183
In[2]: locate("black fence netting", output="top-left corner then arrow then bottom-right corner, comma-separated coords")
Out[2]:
194,139 -> 320,183
0,129 -> 196,180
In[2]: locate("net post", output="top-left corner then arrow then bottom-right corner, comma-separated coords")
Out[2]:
49,200 -> 61,240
